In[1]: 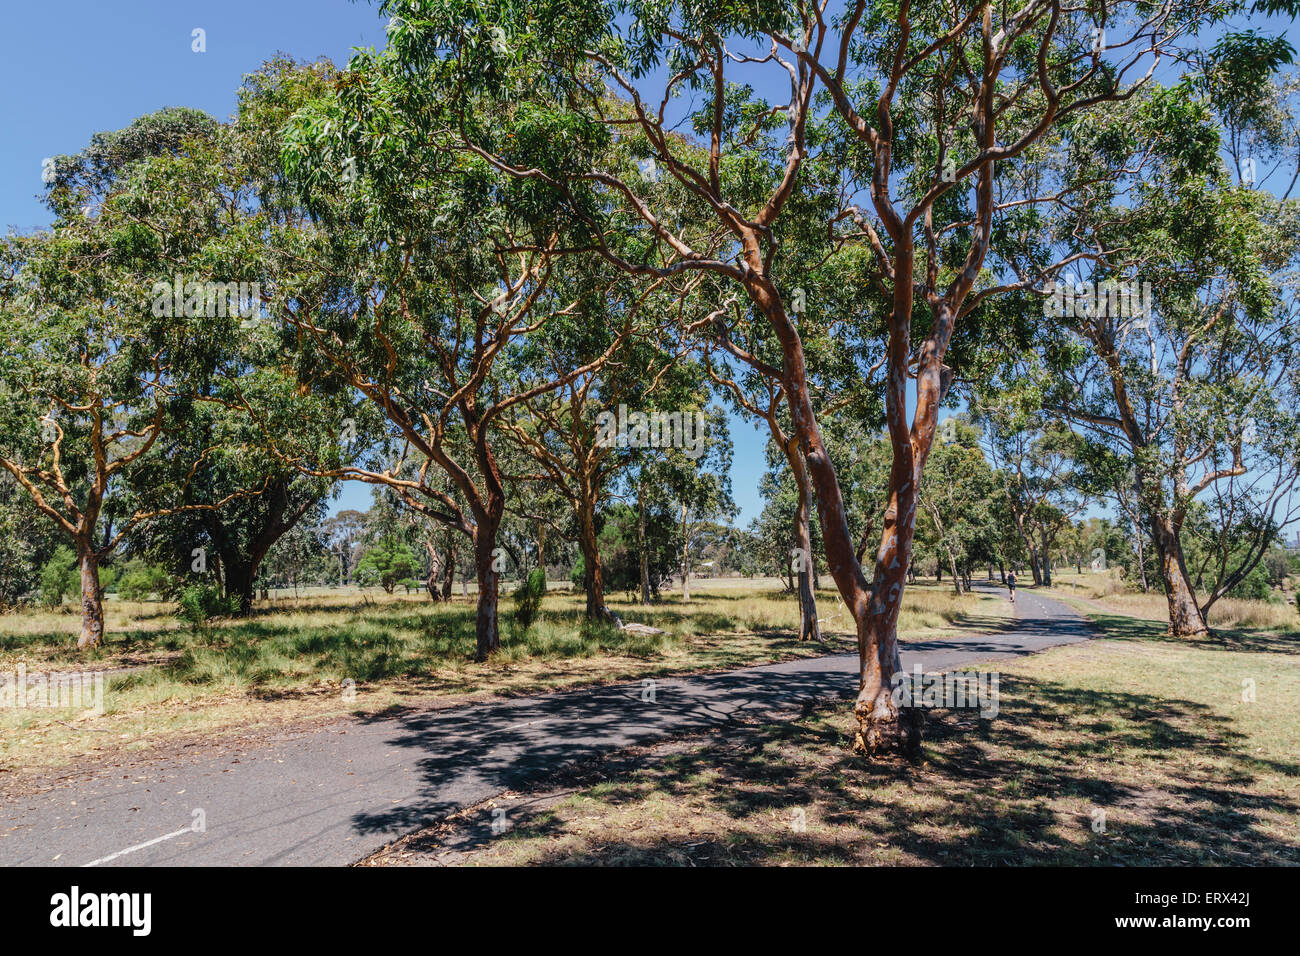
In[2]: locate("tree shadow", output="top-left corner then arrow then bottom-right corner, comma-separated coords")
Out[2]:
345,664 -> 858,837
425,673 -> 1300,866
1087,612 -> 1298,654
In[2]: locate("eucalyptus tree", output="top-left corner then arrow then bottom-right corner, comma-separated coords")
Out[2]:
974,403 -> 1086,587
0,110 -> 267,647
365,0 -> 1261,751
1014,86 -> 1300,634
504,314 -> 704,619
321,508 -> 369,586
271,57 -> 639,659
129,382 -> 337,615
47,67 -> 376,619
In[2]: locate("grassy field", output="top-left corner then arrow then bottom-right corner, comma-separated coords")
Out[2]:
1047,569 -> 1300,631
0,579 -> 1005,774
362,598 -> 1300,866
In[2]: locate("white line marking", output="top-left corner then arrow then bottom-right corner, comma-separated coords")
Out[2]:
81,823 -> 201,867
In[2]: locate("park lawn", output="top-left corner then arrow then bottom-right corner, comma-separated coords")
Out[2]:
0,580 -> 1002,775
1045,570 -> 1300,632
361,610 -> 1300,866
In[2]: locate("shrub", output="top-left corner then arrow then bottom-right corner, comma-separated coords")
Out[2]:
38,547 -> 81,607
117,561 -> 171,601
356,537 -> 420,593
513,568 -> 547,632
176,583 -> 238,630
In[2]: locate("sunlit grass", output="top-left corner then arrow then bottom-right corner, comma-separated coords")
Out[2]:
1048,570 -> 1299,633
0,578 -> 991,773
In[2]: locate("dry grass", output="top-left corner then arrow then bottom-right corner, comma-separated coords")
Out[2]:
363,611 -> 1300,867
1047,571 -> 1299,632
1205,597 -> 1299,631
0,579 -> 995,774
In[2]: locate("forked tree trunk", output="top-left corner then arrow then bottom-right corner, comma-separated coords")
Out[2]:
853,472 -> 920,755
77,548 -> 105,649
848,331 -> 954,756
1151,514 -> 1210,637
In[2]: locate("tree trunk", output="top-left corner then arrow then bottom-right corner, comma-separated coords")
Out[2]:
536,520 -> 548,593
1151,514 -> 1210,637
1039,528 -> 1053,587
223,559 -> 256,617
441,538 -> 456,600
576,503 -> 611,621
473,531 -> 501,660
77,548 -> 105,649
637,489 -> 651,605
424,541 -> 443,601
853,476 -> 922,756
679,500 -> 691,602
789,447 -> 821,642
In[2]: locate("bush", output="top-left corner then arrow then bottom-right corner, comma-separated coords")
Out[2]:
513,568 -> 547,632
176,583 -> 239,629
1227,562 -> 1272,601
117,561 -> 171,601
356,537 -> 420,593
39,547 -> 81,607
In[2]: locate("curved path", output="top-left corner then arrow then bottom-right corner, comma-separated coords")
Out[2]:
0,583 -> 1092,866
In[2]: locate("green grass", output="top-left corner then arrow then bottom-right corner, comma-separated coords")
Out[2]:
363,608 -> 1300,867
0,580 -> 997,773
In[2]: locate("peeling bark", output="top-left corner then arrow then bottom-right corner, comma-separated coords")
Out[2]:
76,548 -> 105,649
